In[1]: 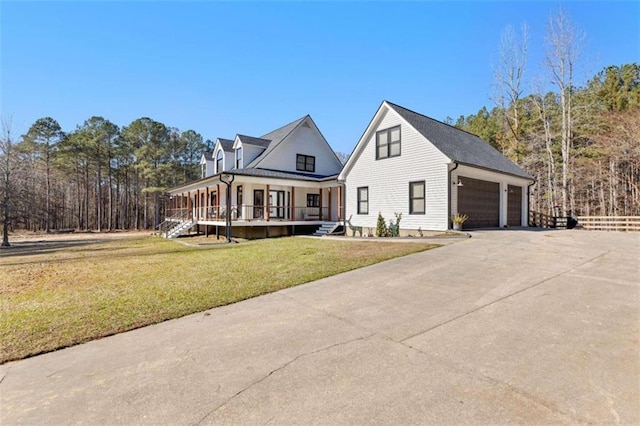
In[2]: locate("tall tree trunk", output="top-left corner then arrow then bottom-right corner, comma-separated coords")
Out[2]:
45,145 -> 51,233
96,166 -> 102,232
1,122 -> 12,247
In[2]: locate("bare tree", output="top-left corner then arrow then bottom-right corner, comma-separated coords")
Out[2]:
1,117 -> 15,246
545,7 -> 584,216
493,23 -> 529,162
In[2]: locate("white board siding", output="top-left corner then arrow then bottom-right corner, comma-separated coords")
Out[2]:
200,158 -> 215,178
241,145 -> 265,168
344,109 -> 450,231
451,164 -> 531,227
257,124 -> 342,176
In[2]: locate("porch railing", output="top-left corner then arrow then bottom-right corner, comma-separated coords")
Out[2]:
166,208 -> 191,221
167,206 -> 332,222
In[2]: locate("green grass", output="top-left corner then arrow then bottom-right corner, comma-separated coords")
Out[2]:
1,236 -> 438,363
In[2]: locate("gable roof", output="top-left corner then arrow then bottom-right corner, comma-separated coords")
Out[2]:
236,134 -> 271,148
385,101 -> 532,179
217,138 -> 234,152
202,151 -> 214,161
245,115 -> 309,168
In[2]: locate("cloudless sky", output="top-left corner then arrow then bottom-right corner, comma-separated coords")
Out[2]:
2,1 -> 639,154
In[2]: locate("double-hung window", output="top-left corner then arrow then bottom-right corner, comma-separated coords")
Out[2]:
357,187 -> 369,214
307,194 -> 320,207
409,181 -> 425,214
376,126 -> 401,159
296,154 -> 315,172
216,150 -> 224,173
235,147 -> 242,169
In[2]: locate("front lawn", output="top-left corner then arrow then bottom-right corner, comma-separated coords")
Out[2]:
1,236 -> 438,363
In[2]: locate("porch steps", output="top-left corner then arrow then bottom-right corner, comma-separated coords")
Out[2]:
312,222 -> 340,237
165,220 -> 195,239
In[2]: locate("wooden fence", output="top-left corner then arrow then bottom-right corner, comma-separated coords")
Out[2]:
576,216 -> 640,232
530,212 -> 640,231
529,211 -> 558,229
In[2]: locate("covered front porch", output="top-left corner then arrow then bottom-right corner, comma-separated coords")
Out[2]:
165,173 -> 344,236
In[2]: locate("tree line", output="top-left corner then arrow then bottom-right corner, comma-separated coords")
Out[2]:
1,116 -> 210,245
454,62 -> 639,218
451,8 -> 638,218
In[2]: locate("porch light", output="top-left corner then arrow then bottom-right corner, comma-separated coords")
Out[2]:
452,180 -> 463,187
219,173 -> 235,243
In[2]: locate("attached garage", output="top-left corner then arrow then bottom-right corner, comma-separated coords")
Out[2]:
339,101 -> 535,232
458,177 -> 500,228
507,185 -> 523,226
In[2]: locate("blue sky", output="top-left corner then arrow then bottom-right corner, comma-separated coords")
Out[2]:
2,1 -> 639,154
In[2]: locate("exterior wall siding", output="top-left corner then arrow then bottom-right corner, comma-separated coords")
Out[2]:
344,109 -> 450,232
242,145 -> 265,168
257,125 -> 342,176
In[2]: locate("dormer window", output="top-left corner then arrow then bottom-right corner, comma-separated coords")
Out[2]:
201,163 -> 206,178
216,150 -> 223,173
235,147 -> 243,169
296,154 -> 315,172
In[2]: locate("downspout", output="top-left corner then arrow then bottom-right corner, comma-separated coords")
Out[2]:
527,180 -> 536,227
448,162 -> 459,230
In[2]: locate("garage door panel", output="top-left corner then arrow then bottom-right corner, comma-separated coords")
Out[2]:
458,177 -> 500,228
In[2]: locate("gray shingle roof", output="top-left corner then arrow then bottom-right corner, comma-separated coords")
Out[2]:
236,135 -> 271,148
386,101 -> 533,179
218,138 -> 234,152
231,168 -> 337,182
246,115 -> 308,168
202,151 -> 214,161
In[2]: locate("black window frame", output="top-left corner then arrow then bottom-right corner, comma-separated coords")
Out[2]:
306,193 -> 320,208
235,147 -> 242,169
216,150 -> 224,173
357,186 -> 369,215
376,125 -> 401,160
296,154 -> 316,172
409,181 -> 425,214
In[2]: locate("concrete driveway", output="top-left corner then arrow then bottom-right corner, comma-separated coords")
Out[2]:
1,230 -> 639,425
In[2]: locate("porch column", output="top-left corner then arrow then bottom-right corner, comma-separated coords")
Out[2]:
338,186 -> 343,221
265,184 -> 270,221
216,184 -> 221,219
319,188 -> 323,221
187,192 -> 192,220
205,187 -> 209,219
328,187 -> 332,221
197,189 -> 201,220
290,187 -> 295,220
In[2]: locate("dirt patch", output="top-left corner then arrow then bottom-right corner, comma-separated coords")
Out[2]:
0,231 -> 154,256
5,230 -> 152,243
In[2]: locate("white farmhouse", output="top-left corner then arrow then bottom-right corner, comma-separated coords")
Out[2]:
166,115 -> 344,239
338,101 -> 534,232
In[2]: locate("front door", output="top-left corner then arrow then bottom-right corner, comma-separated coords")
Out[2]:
236,185 -> 243,219
269,190 -> 286,219
253,190 -> 264,219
